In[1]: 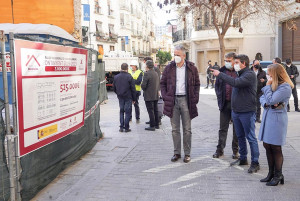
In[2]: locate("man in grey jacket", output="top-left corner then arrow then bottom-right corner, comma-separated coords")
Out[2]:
211,54 -> 260,174
142,60 -> 160,131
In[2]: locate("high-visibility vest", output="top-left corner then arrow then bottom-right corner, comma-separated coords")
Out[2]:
131,69 -> 143,91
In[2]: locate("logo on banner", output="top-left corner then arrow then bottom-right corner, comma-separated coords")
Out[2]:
26,55 -> 40,71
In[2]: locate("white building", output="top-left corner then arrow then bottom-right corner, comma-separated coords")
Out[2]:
173,0 -> 300,76
81,0 -> 156,58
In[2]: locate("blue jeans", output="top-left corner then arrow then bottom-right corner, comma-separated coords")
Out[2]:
119,98 -> 132,130
232,111 -> 259,163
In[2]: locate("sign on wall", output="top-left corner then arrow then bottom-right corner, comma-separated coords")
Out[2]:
14,39 -> 88,156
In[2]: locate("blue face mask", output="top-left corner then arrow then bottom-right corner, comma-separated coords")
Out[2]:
225,62 -> 232,69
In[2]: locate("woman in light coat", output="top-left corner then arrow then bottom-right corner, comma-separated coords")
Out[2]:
258,64 -> 294,186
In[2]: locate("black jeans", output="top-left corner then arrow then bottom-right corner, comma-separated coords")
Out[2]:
288,85 -> 298,110
217,101 -> 239,154
133,91 -> 141,119
256,93 -> 262,120
145,100 -> 159,127
206,77 -> 214,87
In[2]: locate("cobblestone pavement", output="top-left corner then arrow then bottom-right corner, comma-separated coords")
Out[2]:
32,87 -> 300,201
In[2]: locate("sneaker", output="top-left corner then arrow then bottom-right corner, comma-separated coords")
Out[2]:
230,159 -> 248,166
124,129 -> 131,133
248,162 -> 260,173
119,128 -> 124,132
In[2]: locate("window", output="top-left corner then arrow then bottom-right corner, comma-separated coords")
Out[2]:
110,46 -> 115,51
109,24 -> 115,34
204,12 -> 210,26
94,0 -> 101,14
120,13 -> 125,26
95,21 -> 103,33
195,17 -> 202,31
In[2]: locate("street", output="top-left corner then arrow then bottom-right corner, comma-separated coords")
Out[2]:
32,87 -> 300,201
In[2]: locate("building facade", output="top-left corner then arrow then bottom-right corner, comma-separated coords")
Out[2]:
81,0 -> 155,58
173,0 -> 300,76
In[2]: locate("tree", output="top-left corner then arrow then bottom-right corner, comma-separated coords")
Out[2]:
158,0 -> 288,66
156,50 -> 172,65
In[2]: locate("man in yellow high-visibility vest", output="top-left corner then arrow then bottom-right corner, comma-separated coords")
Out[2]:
130,60 -> 143,123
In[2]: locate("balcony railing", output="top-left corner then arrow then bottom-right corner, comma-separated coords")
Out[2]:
172,29 -> 191,43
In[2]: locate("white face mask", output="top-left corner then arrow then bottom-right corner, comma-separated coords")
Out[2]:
287,64 -> 291,67
225,62 -> 232,69
174,56 -> 182,64
234,64 -> 241,72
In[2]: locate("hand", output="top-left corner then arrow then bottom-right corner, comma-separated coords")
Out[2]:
273,103 -> 279,107
260,78 -> 265,83
291,75 -> 294,79
132,101 -> 135,104
210,69 -> 220,77
266,79 -> 272,85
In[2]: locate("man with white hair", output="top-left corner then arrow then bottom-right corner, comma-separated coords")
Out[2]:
129,60 -> 143,122
161,45 -> 200,163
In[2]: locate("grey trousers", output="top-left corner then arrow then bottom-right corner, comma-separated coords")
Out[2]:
171,96 -> 192,156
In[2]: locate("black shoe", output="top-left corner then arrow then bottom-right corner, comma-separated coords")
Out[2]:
155,126 -> 159,129
145,121 -> 150,124
287,109 -> 290,112
256,119 -> 261,123
295,108 -> 300,112
183,155 -> 191,163
119,128 -> 124,132
171,154 -> 181,162
266,174 -> 284,186
145,127 -> 155,131
204,86 -> 208,89
230,159 -> 248,166
248,162 -> 260,173
260,172 -> 274,182
124,129 -> 131,133
212,151 -> 223,158
232,152 -> 239,159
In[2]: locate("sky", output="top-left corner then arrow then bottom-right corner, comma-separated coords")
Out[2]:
149,0 -> 178,26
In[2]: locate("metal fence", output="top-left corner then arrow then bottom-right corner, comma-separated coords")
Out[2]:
0,31 -> 107,201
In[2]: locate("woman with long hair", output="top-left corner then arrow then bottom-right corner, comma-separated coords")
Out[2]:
258,64 -> 294,186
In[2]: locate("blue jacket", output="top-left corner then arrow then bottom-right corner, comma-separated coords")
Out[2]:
258,83 -> 292,145
113,71 -> 136,101
218,67 -> 257,113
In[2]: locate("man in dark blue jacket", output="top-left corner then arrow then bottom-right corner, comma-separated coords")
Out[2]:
113,63 -> 136,132
211,54 -> 260,174
213,52 -> 239,159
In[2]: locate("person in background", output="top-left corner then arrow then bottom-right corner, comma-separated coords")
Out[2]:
205,60 -> 213,89
211,54 -> 260,174
213,52 -> 239,159
129,60 -> 144,122
211,62 -> 220,88
161,45 -> 200,163
284,58 -> 300,112
144,57 -> 162,125
113,63 -> 136,132
272,57 -> 282,65
141,60 -> 160,131
259,64 -> 293,186
251,60 -> 267,123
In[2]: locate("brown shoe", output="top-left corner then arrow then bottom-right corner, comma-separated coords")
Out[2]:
183,155 -> 191,163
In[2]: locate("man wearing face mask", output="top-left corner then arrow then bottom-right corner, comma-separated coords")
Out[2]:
213,52 -> 239,159
284,58 -> 300,112
211,54 -> 260,174
161,45 -> 200,163
251,60 -> 267,122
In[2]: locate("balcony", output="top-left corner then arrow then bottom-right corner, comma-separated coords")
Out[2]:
120,4 -> 130,11
173,29 -> 191,43
95,31 -> 118,43
131,29 -> 138,37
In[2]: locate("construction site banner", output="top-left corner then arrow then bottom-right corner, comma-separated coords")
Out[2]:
14,39 -> 88,157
